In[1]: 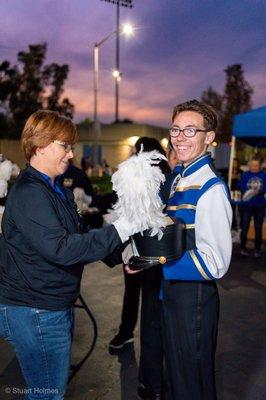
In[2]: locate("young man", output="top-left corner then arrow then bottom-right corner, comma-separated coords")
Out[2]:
161,100 -> 232,400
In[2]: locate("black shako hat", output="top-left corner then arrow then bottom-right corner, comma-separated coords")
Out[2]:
128,218 -> 185,270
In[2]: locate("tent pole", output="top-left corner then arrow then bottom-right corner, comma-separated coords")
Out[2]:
228,136 -> 236,190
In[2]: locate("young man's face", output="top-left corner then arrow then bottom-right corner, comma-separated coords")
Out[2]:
170,111 -> 215,166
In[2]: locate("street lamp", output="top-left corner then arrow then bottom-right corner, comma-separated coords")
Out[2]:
112,69 -> 122,81
122,23 -> 133,35
100,1 -> 134,121
93,23 -> 133,124
92,24 -> 133,167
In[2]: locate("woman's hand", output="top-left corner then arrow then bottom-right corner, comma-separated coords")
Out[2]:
124,265 -> 142,274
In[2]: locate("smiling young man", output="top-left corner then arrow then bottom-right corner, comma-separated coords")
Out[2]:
161,100 -> 232,400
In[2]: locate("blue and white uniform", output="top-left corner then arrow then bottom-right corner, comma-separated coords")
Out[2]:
163,152 -> 232,281
161,152 -> 232,400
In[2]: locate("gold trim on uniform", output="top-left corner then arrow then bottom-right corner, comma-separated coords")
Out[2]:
189,250 -> 210,280
138,255 -> 167,264
167,204 -> 196,211
175,185 -> 201,192
165,216 -> 175,225
185,224 -> 195,229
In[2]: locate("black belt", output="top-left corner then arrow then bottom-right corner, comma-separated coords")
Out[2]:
168,279 -> 216,286
128,254 -> 180,270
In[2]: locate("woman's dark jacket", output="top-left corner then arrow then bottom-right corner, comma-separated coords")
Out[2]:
0,166 -> 121,310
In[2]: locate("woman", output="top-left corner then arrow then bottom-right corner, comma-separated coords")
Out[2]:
0,110 -> 137,399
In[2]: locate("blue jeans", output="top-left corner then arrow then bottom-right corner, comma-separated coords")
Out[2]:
0,304 -> 74,399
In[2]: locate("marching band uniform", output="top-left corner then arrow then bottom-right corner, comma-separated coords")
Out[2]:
161,153 -> 232,400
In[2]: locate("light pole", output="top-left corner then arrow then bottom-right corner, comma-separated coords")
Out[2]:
115,3 -> 120,122
93,29 -> 116,128
92,24 -> 133,167
100,0 -> 134,122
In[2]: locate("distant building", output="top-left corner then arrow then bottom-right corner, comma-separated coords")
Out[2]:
0,139 -> 25,168
0,121 -> 169,170
75,121 -> 169,168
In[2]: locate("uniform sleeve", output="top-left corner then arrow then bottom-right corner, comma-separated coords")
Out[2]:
195,184 -> 232,279
11,184 -> 121,266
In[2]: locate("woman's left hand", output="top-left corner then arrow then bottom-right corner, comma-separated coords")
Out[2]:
125,265 -> 142,274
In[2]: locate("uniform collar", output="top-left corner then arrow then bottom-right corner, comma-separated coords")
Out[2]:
173,163 -> 184,175
180,153 -> 212,178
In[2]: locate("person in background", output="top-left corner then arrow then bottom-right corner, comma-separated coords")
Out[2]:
231,158 -> 242,191
0,110 -> 141,400
58,158 -> 94,197
167,147 -> 179,171
134,136 -> 171,175
240,157 -> 266,257
102,159 -> 112,176
262,158 -> 266,172
58,158 -> 101,227
81,155 -> 93,176
109,136 -> 171,400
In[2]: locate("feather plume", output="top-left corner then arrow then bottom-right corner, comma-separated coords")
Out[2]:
0,180 -> 8,198
111,150 -> 167,238
0,160 -> 13,181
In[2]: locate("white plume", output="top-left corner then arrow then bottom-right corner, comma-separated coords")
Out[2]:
0,160 -> 13,181
73,187 -> 92,213
111,149 -> 167,237
103,208 -> 119,224
11,163 -> 20,177
0,180 -> 8,198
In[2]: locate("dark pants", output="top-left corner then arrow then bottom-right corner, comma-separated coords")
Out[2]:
139,267 -> 164,394
162,280 -> 219,400
119,266 -> 164,394
232,203 -> 238,229
240,205 -> 265,250
119,268 -> 143,337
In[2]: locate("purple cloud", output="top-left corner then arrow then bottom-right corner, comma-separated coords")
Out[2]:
1,0 -> 265,126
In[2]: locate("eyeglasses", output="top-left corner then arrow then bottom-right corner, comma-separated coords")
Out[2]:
53,140 -> 75,153
169,126 -> 209,138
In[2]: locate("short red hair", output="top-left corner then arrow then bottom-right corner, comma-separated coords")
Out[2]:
21,110 -> 78,161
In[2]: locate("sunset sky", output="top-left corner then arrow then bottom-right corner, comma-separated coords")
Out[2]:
1,0 -> 266,127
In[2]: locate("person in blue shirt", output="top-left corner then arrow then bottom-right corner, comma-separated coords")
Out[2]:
0,110 -> 141,400
240,157 -> 266,257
